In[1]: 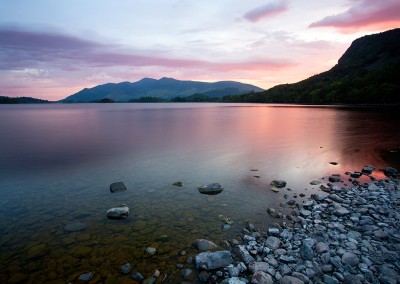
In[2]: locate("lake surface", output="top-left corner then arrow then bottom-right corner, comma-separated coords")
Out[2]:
0,103 -> 399,283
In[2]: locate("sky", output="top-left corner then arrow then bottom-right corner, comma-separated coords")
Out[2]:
0,0 -> 399,100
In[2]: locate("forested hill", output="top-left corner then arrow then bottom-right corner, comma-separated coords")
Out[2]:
223,28 -> 400,104
0,96 -> 52,104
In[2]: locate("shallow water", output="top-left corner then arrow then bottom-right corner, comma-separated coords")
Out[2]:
0,103 -> 399,283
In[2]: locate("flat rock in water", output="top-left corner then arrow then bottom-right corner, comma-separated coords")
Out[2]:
194,239 -> 218,251
198,183 -> 224,195
271,180 -> 287,188
172,181 -> 183,187
362,165 -> 375,175
64,222 -> 87,232
106,204 -> 129,219
328,175 -> 341,182
110,181 -> 127,193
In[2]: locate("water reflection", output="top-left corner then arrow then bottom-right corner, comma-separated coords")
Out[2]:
0,103 -> 399,283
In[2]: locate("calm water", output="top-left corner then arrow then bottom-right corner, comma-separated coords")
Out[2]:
0,103 -> 399,283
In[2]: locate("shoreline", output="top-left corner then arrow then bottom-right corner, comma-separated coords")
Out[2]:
178,166 -> 400,284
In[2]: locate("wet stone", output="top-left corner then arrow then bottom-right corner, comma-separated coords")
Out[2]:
265,236 -> 280,250
110,181 -> 127,193
299,244 -> 314,261
271,180 -> 287,188
194,239 -> 218,251
198,183 -> 224,195
280,275 -> 305,284
120,263 -> 131,274
341,252 -> 359,266
78,272 -> 93,281
130,272 -> 144,281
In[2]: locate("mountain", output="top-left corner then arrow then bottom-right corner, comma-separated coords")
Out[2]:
62,77 -> 264,102
0,96 -> 52,104
223,28 -> 400,104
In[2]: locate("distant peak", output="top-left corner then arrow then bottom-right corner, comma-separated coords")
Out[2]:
159,77 -> 176,81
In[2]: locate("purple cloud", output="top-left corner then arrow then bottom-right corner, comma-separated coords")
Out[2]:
309,0 -> 400,31
0,27 -> 293,72
244,0 -> 288,22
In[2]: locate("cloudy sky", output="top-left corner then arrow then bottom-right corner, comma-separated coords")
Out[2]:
1,0 -> 399,100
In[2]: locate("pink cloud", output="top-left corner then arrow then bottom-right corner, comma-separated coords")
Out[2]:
309,0 -> 400,32
244,0 -> 288,22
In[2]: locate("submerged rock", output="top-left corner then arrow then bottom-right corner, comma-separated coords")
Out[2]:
106,204 -> 129,219
173,181 -> 183,187
78,272 -> 93,281
64,222 -> 87,232
198,183 -> 224,195
110,181 -> 127,193
328,175 -> 341,182
121,263 -> 132,274
194,239 -> 218,251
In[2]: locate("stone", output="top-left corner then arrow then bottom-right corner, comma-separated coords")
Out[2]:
248,262 -> 274,274
362,165 -> 375,175
233,245 -> 255,264
310,180 -> 321,185
383,167 -> 398,177
106,204 -> 129,219
323,274 -> 339,284
299,244 -> 313,261
291,272 -> 309,283
198,271 -> 209,282
350,172 -> 362,178
220,277 -> 248,284
181,268 -> 195,280
265,236 -> 280,250
146,247 -> 156,255
300,209 -> 312,217
267,208 -> 280,218
78,272 -> 93,281
195,250 -> 233,270
328,175 -> 341,182
110,181 -> 127,193
120,263 -> 131,274
194,239 -> 218,251
315,242 -> 329,254
268,228 -> 280,236
328,194 -> 344,203
251,271 -> 274,284
172,181 -> 183,187
279,275 -> 305,284
130,272 -> 144,281
379,264 -> 399,284
64,222 -> 87,232
329,162 -> 339,165
198,183 -> 224,195
334,206 -> 350,216
271,180 -> 287,188
341,252 -> 359,266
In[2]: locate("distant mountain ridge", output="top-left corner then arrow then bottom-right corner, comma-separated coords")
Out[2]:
223,28 -> 400,104
62,77 -> 264,102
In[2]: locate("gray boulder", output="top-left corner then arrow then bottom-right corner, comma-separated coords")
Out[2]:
362,165 -> 375,174
341,252 -> 359,266
265,236 -> 280,250
195,250 -> 233,270
110,182 -> 127,193
198,183 -> 224,195
106,204 -> 129,219
383,167 -> 398,177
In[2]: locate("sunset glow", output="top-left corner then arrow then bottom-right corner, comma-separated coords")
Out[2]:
0,0 -> 399,100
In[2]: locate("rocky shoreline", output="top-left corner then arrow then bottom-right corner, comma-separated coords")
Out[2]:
180,166 -> 400,284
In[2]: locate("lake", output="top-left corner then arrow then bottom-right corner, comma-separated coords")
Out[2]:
0,103 -> 399,283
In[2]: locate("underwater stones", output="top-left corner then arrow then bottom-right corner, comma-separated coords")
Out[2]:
194,239 -> 218,251
267,208 -> 280,218
106,204 -> 129,219
64,222 -> 87,232
78,272 -> 93,281
72,246 -> 92,258
120,263 -> 132,274
110,181 -> 127,193
310,180 -> 321,185
195,250 -> 233,270
146,247 -> 156,255
27,244 -> 47,259
130,272 -> 144,281
271,180 -> 287,188
172,181 -> 183,187
198,183 -> 224,195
